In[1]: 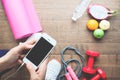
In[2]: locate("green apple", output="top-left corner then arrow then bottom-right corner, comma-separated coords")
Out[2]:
93,29 -> 104,38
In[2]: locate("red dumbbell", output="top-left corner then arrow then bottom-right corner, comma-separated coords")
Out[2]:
82,50 -> 99,74
82,77 -> 87,80
91,68 -> 107,80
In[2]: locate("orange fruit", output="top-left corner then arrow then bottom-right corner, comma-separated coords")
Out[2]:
87,19 -> 99,30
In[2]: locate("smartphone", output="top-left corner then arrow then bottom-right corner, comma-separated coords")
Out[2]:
23,33 -> 56,70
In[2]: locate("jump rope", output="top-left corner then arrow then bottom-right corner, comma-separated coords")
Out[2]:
57,46 -> 85,80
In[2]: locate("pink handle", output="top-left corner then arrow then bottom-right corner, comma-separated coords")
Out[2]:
67,66 -> 79,80
22,0 -> 42,32
65,73 -> 72,80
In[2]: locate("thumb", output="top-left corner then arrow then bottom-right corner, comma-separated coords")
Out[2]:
17,39 -> 36,53
26,63 -> 36,76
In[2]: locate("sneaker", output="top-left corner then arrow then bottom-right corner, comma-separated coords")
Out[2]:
45,59 -> 61,80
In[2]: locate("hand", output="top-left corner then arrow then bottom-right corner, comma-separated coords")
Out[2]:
0,39 -> 36,72
26,59 -> 48,80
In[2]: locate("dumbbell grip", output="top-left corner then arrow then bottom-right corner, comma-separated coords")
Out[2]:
87,57 -> 94,68
91,74 -> 100,80
65,73 -> 72,80
82,77 -> 87,80
67,66 -> 79,80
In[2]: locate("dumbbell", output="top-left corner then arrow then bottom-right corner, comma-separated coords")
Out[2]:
82,50 -> 99,74
82,77 -> 87,80
91,68 -> 107,80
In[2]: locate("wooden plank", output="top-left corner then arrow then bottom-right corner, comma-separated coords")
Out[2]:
53,43 -> 120,55
0,0 -> 120,80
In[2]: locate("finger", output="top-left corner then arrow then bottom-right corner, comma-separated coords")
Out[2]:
25,39 -> 36,45
37,59 -> 48,76
19,54 -> 25,59
19,43 -> 33,50
17,40 -> 36,51
26,63 -> 36,75
18,59 -> 23,64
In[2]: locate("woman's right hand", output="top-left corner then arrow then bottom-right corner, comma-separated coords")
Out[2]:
26,59 -> 48,80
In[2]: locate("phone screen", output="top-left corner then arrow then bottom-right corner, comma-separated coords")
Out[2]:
26,37 -> 53,66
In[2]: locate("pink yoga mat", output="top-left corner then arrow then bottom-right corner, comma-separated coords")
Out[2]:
2,0 -> 42,40
22,0 -> 42,33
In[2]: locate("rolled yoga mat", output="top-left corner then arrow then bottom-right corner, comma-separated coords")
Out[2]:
1,0 -> 42,40
22,0 -> 42,33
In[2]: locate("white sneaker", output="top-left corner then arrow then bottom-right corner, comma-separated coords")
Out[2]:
45,59 -> 61,80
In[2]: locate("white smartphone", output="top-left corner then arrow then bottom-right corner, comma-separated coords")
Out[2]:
23,33 -> 56,70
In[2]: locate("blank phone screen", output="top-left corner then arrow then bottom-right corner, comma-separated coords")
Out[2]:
26,37 -> 53,66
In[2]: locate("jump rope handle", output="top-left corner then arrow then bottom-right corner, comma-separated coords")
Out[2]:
65,73 -> 72,80
67,66 -> 79,80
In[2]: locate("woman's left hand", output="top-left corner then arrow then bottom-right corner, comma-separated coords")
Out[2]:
0,39 -> 36,72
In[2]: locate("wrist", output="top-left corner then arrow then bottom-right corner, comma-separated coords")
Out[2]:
0,57 -> 9,72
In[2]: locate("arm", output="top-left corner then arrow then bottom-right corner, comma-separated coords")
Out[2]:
0,39 -> 36,72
